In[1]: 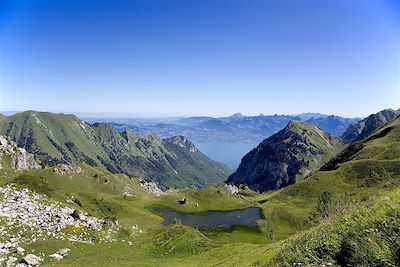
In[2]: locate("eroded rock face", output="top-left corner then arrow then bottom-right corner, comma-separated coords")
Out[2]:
223,184 -> 239,195
53,164 -> 81,176
0,135 -> 41,170
13,148 -> 42,170
164,136 -> 197,153
139,179 -> 164,196
0,135 -> 13,154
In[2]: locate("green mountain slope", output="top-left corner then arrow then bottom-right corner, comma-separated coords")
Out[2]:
255,116 -> 400,265
268,187 -> 400,266
1,112 -> 399,267
341,108 -> 399,142
227,121 -> 343,192
322,114 -> 400,171
0,111 -> 230,189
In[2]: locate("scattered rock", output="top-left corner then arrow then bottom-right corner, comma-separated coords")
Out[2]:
16,247 -> 25,254
22,254 -> 41,266
0,184 -> 108,245
122,192 -> 132,198
131,224 -> 143,236
86,220 -> 97,230
53,164 -> 81,176
57,248 -> 70,257
139,179 -> 163,197
6,256 -> 18,266
49,253 -> 63,261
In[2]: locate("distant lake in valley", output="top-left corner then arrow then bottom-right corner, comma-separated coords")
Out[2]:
194,142 -> 259,170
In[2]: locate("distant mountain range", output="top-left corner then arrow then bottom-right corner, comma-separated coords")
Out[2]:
0,111 -> 230,189
85,113 -> 361,143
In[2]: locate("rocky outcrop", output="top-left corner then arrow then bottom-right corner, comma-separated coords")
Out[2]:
223,184 -> 239,195
53,164 -> 81,176
139,179 -> 164,196
164,136 -> 197,153
0,135 -> 41,170
227,121 -> 343,192
12,148 -> 42,170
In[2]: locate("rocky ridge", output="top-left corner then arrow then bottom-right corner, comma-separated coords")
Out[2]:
341,108 -> 399,142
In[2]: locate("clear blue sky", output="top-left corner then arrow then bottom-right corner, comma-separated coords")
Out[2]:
0,0 -> 399,117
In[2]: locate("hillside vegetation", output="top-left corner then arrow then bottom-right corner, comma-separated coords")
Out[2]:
0,111 -> 231,189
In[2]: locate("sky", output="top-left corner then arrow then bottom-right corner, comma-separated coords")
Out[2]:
0,0 -> 399,118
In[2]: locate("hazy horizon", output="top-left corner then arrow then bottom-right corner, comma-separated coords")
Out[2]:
0,108 -> 390,119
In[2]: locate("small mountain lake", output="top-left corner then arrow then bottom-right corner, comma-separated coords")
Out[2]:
155,207 -> 261,229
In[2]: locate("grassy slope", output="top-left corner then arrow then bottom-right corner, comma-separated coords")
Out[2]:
268,187 -> 400,266
0,161 -> 268,266
0,165 -> 247,231
0,111 -> 231,189
0,111 -> 105,163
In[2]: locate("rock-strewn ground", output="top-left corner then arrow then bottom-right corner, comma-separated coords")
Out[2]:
139,179 -> 164,196
0,185 -> 120,266
53,164 -> 81,176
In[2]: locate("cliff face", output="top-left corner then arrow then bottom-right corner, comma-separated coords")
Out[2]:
0,135 -> 41,170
